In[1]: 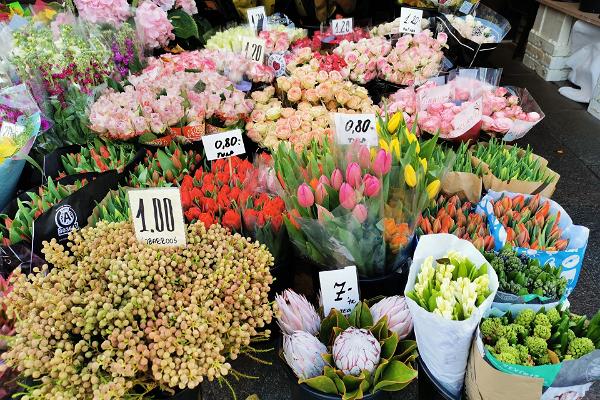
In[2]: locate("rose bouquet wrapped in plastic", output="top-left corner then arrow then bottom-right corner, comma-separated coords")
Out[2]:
333,37 -> 392,84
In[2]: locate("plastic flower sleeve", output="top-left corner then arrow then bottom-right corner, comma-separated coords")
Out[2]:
500,87 -> 545,142
448,67 -> 503,87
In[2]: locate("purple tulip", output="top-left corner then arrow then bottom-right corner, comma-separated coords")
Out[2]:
297,183 -> 315,207
339,183 -> 357,210
345,162 -> 362,189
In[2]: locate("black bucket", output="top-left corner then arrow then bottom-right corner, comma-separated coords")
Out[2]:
358,264 -> 409,299
417,357 -> 461,400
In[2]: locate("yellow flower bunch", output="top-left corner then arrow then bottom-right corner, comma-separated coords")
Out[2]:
0,137 -> 18,165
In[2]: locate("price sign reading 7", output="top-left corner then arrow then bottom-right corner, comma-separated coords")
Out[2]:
319,266 -> 360,316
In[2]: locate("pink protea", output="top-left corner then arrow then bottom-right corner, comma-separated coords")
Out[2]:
332,328 -> 381,375
275,289 -> 320,335
134,1 -> 175,49
370,296 -> 413,339
75,0 -> 130,26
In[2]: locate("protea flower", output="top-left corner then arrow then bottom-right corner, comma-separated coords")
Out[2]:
275,289 -> 320,335
370,296 -> 413,339
332,328 -> 381,375
283,331 -> 328,380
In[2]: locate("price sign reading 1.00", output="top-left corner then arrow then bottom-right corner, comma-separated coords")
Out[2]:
333,113 -> 378,147
399,7 -> 423,34
331,18 -> 353,36
202,129 -> 246,161
128,188 -> 187,247
242,37 -> 266,63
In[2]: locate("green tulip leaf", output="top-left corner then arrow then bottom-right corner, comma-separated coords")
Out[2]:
381,332 -> 399,360
301,375 -> 339,395
348,302 -> 373,328
373,361 -> 418,392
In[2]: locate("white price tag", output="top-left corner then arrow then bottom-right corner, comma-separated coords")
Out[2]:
399,8 -> 423,34
331,18 -> 353,36
128,187 -> 187,247
0,122 -> 24,138
320,266 -> 360,316
450,97 -> 482,138
202,129 -> 246,161
418,85 -> 451,110
242,37 -> 266,63
247,6 -> 267,31
333,113 -> 378,146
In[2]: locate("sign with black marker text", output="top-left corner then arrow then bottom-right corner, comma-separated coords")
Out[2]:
331,18 -> 353,36
242,37 -> 266,63
334,113 -> 378,146
320,266 -> 360,316
202,129 -> 246,161
399,8 -> 423,34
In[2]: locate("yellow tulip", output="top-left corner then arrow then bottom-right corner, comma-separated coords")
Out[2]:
415,141 -> 420,154
387,112 -> 404,133
404,165 -> 417,188
379,139 -> 390,153
370,147 -> 377,160
405,129 -> 414,142
0,137 -> 17,158
390,138 -> 400,158
376,121 -> 383,136
420,158 -> 428,173
426,179 -> 441,199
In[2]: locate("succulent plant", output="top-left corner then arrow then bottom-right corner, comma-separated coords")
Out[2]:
283,331 -> 328,380
275,289 -> 321,336
332,328 -> 381,376
370,296 -> 413,339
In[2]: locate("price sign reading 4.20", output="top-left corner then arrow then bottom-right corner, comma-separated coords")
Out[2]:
319,266 -> 360,316
202,129 -> 246,161
331,18 -> 353,36
128,188 -> 187,247
242,37 -> 266,63
399,7 -> 423,34
334,113 -> 378,147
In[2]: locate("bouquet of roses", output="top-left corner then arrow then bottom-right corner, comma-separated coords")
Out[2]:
378,30 -> 447,86
333,37 -> 392,84
311,26 -> 371,49
206,24 -> 306,54
273,139 -> 392,278
286,47 -> 349,77
89,69 -> 252,143
245,86 -> 333,151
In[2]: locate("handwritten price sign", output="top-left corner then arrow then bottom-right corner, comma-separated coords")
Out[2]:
331,18 -> 353,36
334,113 -> 378,146
0,121 -> 24,138
450,97 -> 482,138
202,129 -> 246,161
242,37 -> 266,63
128,188 -> 187,247
417,85 -> 451,110
319,266 -> 360,316
247,6 -> 267,32
399,7 -> 423,34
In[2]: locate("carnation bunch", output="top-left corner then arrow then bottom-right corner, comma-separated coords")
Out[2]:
406,251 -> 491,320
0,221 -> 274,399
333,37 -> 392,84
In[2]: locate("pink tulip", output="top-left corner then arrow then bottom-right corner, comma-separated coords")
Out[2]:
331,169 -> 343,190
372,149 -> 392,177
317,204 -> 335,224
363,174 -> 381,197
339,183 -> 357,210
358,146 -> 371,169
297,183 -> 315,207
319,174 -> 330,186
345,162 -> 362,189
352,204 -> 368,223
315,183 -> 328,205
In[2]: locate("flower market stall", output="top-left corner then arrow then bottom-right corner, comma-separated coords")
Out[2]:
0,1 -> 597,400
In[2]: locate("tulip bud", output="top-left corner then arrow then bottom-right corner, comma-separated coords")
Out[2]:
404,165 -> 417,188
339,183 -> 357,210
390,138 -> 400,158
315,183 -> 328,205
426,179 -> 441,199
372,149 -> 392,176
275,289 -> 321,336
352,204 -> 368,223
283,331 -> 328,380
345,162 -> 362,189
358,146 -> 371,169
297,183 -> 315,208
330,169 -> 343,190
363,174 -> 381,197
387,112 -> 403,133
318,174 -> 330,186
420,158 -> 428,173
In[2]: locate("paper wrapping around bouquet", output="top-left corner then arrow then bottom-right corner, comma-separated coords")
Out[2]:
441,171 -> 482,203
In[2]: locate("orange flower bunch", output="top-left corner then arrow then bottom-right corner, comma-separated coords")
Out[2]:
384,218 -> 411,254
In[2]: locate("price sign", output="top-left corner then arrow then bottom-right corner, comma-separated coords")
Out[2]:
202,129 -> 246,161
459,1 -> 476,14
450,97 -> 482,138
333,113 -> 378,146
247,6 -> 267,32
320,266 -> 360,316
331,18 -> 353,36
418,84 -> 451,110
128,187 -> 187,247
242,37 -> 266,63
0,122 -> 24,138
399,7 -> 423,34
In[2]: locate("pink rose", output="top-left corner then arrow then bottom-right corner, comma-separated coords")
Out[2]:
492,117 -> 514,133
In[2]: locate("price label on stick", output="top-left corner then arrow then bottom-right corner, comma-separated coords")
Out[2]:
450,97 -> 482,138
202,129 -> 246,161
331,18 -> 353,36
334,113 -> 378,146
128,187 -> 187,247
0,121 -> 24,138
247,6 -> 267,32
320,266 -> 360,316
242,37 -> 266,63
399,7 -> 423,34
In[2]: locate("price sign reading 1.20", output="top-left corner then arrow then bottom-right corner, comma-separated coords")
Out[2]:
331,18 -> 353,36
128,187 -> 187,247
399,7 -> 423,34
242,37 -> 266,63
202,129 -> 246,161
334,113 -> 378,147
247,6 -> 267,32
